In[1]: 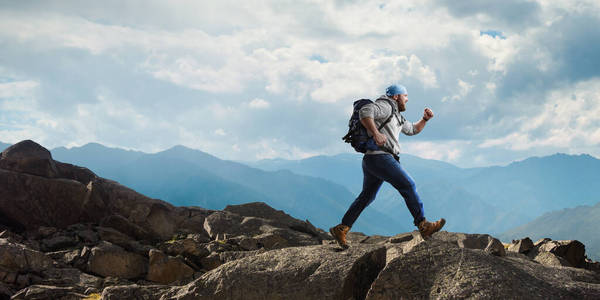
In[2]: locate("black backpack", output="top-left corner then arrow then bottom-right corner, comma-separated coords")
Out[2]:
342,99 -> 396,153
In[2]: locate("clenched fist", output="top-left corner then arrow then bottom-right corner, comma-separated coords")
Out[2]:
423,108 -> 434,121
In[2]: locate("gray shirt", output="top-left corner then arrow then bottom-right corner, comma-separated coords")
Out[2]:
358,95 -> 417,156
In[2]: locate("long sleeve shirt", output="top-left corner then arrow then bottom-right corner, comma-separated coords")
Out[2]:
358,95 -> 417,157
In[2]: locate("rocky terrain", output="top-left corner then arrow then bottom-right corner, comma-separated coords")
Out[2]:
0,140 -> 599,299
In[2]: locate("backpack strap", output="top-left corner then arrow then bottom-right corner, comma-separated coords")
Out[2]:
377,98 -> 397,130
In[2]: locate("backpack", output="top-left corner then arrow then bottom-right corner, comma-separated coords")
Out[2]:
342,98 -> 396,153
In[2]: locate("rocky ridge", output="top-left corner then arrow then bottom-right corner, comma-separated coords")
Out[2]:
0,140 -> 599,299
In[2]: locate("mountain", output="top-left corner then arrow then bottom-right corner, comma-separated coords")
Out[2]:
50,143 -> 401,235
501,201 -> 600,260
248,153 -> 600,235
0,142 -> 10,152
457,154 -> 600,218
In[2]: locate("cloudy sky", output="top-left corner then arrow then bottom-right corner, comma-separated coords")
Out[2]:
1,0 -> 599,167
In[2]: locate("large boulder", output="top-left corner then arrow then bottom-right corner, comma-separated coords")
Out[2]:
162,244 -> 387,300
366,240 -> 600,299
86,242 -> 147,279
0,140 -> 59,178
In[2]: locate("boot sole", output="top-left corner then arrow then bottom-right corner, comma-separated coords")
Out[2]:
329,227 -> 349,249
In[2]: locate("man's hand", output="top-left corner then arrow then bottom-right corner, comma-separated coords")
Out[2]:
423,108 -> 434,121
373,132 -> 387,146
360,117 -> 387,146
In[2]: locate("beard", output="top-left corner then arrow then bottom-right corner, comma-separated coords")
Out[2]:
397,101 -> 406,112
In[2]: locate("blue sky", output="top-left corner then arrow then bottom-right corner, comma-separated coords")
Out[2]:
1,0 -> 599,167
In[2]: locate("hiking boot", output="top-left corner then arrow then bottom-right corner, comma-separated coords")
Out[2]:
329,224 -> 350,249
418,218 -> 446,239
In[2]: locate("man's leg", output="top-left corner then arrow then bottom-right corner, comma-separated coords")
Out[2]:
341,157 -> 384,227
363,154 -> 425,225
330,156 -> 383,248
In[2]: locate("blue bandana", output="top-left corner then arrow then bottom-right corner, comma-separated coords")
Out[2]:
385,84 -> 408,96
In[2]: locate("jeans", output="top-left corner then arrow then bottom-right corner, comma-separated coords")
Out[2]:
341,154 -> 425,227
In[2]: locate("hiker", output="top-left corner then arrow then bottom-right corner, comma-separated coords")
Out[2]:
330,84 -> 445,249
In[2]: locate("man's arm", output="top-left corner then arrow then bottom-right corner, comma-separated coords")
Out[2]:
412,108 -> 434,134
360,117 -> 387,146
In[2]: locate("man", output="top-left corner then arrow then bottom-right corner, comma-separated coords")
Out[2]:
330,84 -> 445,249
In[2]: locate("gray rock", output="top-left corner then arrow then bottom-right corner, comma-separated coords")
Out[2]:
366,240 -> 600,299
432,231 -> 506,256
163,244 -> 387,300
0,239 -> 54,273
87,242 -> 147,279
100,284 -> 170,300
100,214 -> 151,241
508,237 -> 534,254
146,249 -> 194,284
538,239 -> 586,267
224,202 -> 329,240
11,285 -> 87,300
534,251 -> 572,267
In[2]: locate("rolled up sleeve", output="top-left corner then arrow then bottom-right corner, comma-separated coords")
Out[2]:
401,121 -> 417,136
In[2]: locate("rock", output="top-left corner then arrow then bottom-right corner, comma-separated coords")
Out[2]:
11,285 -> 86,300
0,239 -> 54,273
534,252 -> 572,267
100,284 -> 170,300
508,237 -> 534,254
41,235 -> 78,252
224,202 -> 328,240
388,232 -> 413,244
76,229 -> 99,244
203,211 -> 245,239
484,237 -> 506,257
538,240 -> 586,267
0,168 -> 90,230
146,249 -> 194,284
0,140 -> 59,178
162,244 -> 387,300
87,242 -> 147,279
366,240 -> 600,299
199,253 -> 223,271
96,226 -> 134,249
159,238 -> 210,260
432,231 -> 506,257
100,214 -> 150,241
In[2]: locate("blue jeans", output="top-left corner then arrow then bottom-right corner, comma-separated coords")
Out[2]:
341,154 -> 425,227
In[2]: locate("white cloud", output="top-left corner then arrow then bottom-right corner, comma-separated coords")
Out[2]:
479,78 -> 600,152
214,128 -> 226,136
442,79 -> 474,102
248,98 -> 270,109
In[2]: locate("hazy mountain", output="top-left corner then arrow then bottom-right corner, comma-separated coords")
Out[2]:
51,143 -> 402,235
0,142 -> 10,152
501,201 -> 600,260
457,154 -> 600,218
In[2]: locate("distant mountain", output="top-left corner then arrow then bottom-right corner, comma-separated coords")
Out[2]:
248,153 -> 600,235
501,201 -> 600,260
51,143 -> 402,235
457,154 -> 600,218
0,142 -> 10,152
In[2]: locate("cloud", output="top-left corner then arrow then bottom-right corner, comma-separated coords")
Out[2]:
248,98 -> 270,109
0,1 -> 599,168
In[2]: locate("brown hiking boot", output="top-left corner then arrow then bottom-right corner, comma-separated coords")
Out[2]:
418,218 -> 446,239
329,224 -> 350,249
